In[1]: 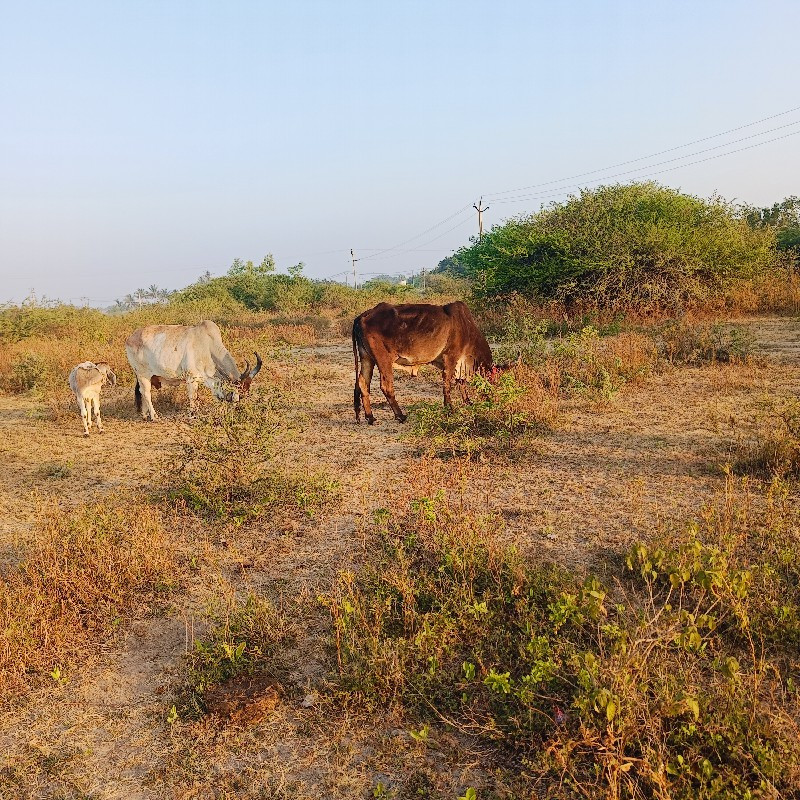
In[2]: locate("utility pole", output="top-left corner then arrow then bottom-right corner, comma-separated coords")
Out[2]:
474,197 -> 489,241
350,249 -> 359,289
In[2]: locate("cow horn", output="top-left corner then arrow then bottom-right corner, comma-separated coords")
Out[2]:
239,360 -> 251,382
249,352 -> 262,380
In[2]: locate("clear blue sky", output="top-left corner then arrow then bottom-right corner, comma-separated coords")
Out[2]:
1,0 -> 799,305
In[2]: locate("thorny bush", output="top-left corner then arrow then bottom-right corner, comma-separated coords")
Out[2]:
167,388 -> 339,523
409,373 -> 534,459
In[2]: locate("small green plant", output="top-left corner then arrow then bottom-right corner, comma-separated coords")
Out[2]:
49,666 -> 67,685
326,479 -> 800,799
408,724 -> 431,745
183,591 -> 294,717
372,781 -> 396,799
39,461 -> 73,479
410,372 -> 531,458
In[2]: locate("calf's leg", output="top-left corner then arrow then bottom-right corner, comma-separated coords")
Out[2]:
91,394 -> 104,433
78,395 -> 90,436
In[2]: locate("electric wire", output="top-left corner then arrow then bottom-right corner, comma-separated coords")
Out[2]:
484,104 -> 800,199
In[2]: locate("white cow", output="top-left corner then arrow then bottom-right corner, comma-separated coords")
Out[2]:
68,361 -> 117,436
125,320 -> 262,420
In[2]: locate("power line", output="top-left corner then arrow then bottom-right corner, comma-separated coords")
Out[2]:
484,104 -> 800,199
357,203 -> 473,262
359,215 -> 476,262
490,127 -> 800,206
10,105 -> 800,304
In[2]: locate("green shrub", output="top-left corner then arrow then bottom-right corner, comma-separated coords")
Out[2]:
168,389 -> 339,523
456,182 -> 782,312
8,352 -> 49,392
327,481 -> 800,798
409,373 -> 531,459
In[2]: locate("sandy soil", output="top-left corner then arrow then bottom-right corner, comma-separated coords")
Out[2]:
1,315 -> 799,799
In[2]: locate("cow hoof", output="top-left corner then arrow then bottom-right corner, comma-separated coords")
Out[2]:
83,432 -> 89,438
367,417 -> 377,425
396,415 -> 408,423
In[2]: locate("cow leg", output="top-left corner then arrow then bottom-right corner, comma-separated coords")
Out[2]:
78,396 -> 90,436
357,357 -> 376,424
92,394 -> 104,433
186,377 -> 198,413
442,358 -> 456,410
139,377 -> 158,421
458,379 -> 471,405
378,364 -> 407,423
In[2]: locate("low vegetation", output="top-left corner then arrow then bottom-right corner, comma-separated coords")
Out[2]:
327,480 -> 800,799
731,397 -> 800,479
181,589 -> 296,718
410,372 -> 537,459
0,499 -> 173,698
167,389 -> 340,523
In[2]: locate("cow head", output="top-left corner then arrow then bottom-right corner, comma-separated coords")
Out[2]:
485,355 -> 522,384
238,351 -> 263,395
95,362 -> 117,387
213,351 -> 263,402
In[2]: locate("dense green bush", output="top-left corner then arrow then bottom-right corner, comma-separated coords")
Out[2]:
456,182 -> 782,311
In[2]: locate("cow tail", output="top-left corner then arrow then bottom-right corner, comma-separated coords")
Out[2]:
352,317 -> 362,421
134,379 -> 142,413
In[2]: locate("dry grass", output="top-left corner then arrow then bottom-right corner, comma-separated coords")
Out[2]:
1,309 -> 799,799
729,397 -> 800,479
0,497 -> 174,699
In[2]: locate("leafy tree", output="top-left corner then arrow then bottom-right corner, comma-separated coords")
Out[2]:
287,261 -> 305,278
745,196 -> 800,265
227,254 -> 276,276
434,254 -> 469,278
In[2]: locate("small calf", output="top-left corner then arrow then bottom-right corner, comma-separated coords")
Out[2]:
68,361 -> 117,436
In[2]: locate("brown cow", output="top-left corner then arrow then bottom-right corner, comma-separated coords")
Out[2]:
352,301 -> 497,424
